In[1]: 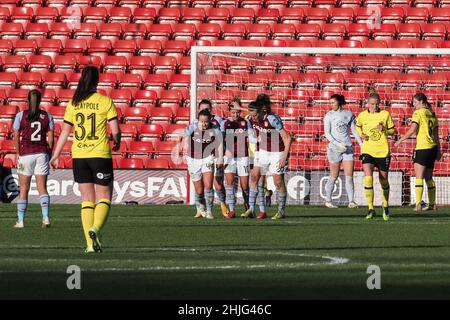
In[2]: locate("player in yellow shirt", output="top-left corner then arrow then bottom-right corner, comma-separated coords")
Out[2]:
50,66 -> 121,253
395,93 -> 441,212
356,91 -> 395,221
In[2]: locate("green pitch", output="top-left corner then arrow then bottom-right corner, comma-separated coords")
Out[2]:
1,203 -> 450,299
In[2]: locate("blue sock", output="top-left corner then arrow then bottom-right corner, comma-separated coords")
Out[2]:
249,188 -> 258,211
242,188 -> 249,209
195,193 -> 205,211
205,189 -> 214,214
277,191 -> 287,215
258,183 -> 266,212
39,194 -> 50,219
225,185 -> 235,212
17,199 -> 27,223
215,188 -> 226,204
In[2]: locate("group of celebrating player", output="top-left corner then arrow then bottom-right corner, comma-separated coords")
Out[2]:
10,63 -> 441,252
177,93 -> 292,220
182,90 -> 441,222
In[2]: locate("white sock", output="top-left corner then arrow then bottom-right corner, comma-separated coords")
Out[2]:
345,175 -> 354,203
325,176 -> 337,203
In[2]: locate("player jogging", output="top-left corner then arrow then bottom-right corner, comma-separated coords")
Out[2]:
221,98 -> 255,219
197,99 -> 229,218
50,66 -> 121,253
244,101 -> 269,219
12,89 -> 54,229
177,109 -> 224,219
395,93 -> 441,212
356,91 -> 395,221
243,94 -> 292,220
324,94 -> 363,209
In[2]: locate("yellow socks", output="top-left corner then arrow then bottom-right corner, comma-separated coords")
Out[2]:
415,178 -> 424,206
81,201 -> 95,247
93,198 -> 111,232
426,180 -> 436,206
379,176 -> 390,208
364,176 -> 374,210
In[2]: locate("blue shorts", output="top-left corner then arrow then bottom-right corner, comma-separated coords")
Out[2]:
327,144 -> 354,164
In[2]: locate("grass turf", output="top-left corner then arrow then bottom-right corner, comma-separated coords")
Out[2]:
0,203 -> 450,299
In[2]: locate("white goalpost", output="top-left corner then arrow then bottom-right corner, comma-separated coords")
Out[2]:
189,46 -> 450,207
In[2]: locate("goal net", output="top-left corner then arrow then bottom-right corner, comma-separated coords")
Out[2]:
190,47 -> 450,207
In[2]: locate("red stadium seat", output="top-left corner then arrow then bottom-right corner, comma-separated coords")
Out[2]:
247,23 -> 271,40
123,107 -> 149,124
122,23 -> 147,40
98,23 -> 122,41
198,23 -> 221,42
118,123 -> 138,141
153,56 -> 177,74
14,39 -> 38,58
322,23 -> 347,40
128,141 -> 154,156
143,74 -> 168,94
73,23 -> 97,40
0,105 -> 19,122
147,24 -> 172,41
18,72 -> 41,90
153,140 -> 177,156
206,7 -> 230,28
104,56 -> 128,75
181,7 -> 206,27
54,55 -> 77,73
329,7 -> 354,24
231,8 -> 255,26
10,7 -> 33,28
118,74 -> 143,94
112,39 -> 137,60
25,23 -> 49,39
119,158 -> 145,169
109,7 -> 132,25
149,107 -> 173,124
398,23 -> 422,39
110,89 -> 132,109
56,89 -> 75,106
172,23 -> 197,41
305,7 -> 329,24
0,139 -> 17,154
137,39 -> 163,57
133,89 -> 158,108
158,90 -> 183,112
162,40 -> 188,59
145,158 -> 170,169
1,23 -> 23,39
38,39 -> 62,59
405,7 -> 429,23
132,8 -> 156,28
88,39 -> 112,60
3,55 -> 27,73
174,107 -> 189,124
297,23 -> 321,40
157,8 -> 181,26
422,23 -> 447,40
64,39 -> 87,55
83,7 -> 107,27
138,123 -> 164,142
256,8 -> 280,26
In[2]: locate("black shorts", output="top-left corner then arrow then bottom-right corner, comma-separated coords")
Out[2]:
413,147 -> 438,169
73,158 -> 114,186
360,154 -> 391,172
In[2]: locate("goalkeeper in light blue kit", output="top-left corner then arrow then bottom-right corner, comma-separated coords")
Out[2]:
323,94 -> 363,209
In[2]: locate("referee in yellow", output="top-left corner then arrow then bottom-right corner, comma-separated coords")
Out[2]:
356,91 -> 395,221
395,93 -> 441,212
50,66 -> 121,253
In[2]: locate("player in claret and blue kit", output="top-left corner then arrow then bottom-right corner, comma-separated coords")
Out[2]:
243,94 -> 292,220
221,98 -> 256,219
179,108 -> 224,219
12,89 -> 54,229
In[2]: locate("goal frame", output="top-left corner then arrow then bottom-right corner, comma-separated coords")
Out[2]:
188,46 -> 450,205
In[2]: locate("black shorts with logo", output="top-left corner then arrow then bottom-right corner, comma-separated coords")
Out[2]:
73,158 -> 114,186
413,147 -> 438,169
360,154 -> 391,172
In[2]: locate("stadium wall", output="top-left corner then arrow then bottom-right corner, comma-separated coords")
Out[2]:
0,169 -> 415,206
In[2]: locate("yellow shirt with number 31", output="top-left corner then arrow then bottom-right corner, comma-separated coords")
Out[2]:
63,92 -> 118,159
